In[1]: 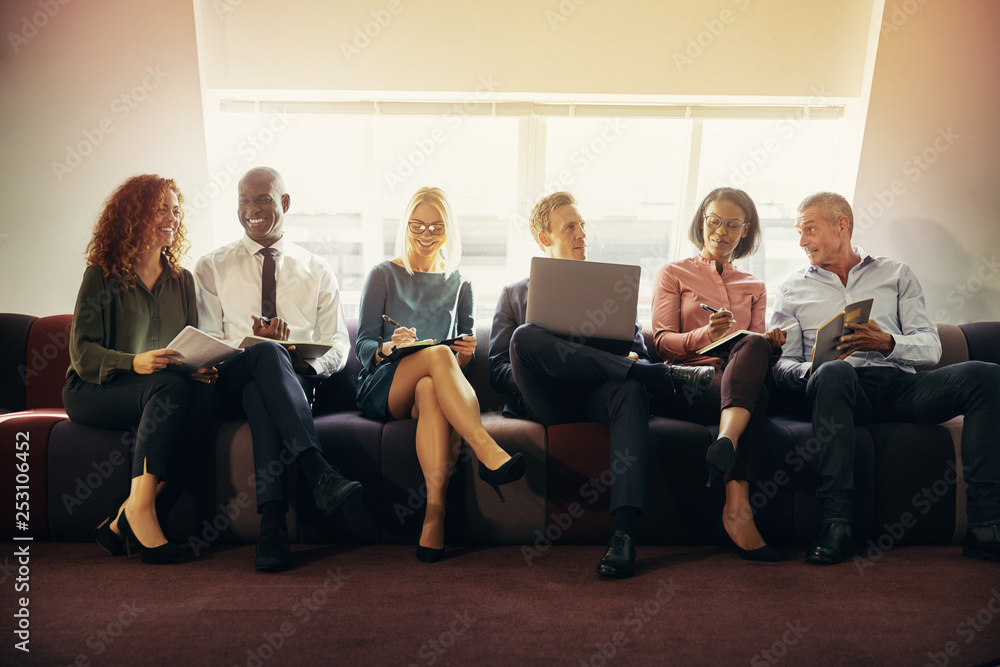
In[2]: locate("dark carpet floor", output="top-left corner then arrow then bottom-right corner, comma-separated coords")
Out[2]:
2,541 -> 999,666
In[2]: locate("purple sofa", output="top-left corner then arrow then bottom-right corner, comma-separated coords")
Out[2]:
2,312 -> 997,550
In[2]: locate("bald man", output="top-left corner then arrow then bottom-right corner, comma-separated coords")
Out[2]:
195,167 -> 361,572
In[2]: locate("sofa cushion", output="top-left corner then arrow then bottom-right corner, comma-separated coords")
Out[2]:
463,413 -> 547,546
0,313 -> 36,412
0,409 -> 67,540
544,417 -> 717,546
312,320 -> 363,415
960,321 -> 1000,366
868,421 -> 958,546
44,417 -> 133,542
758,417 -> 876,544
24,314 -> 73,410
925,323 -> 969,371
302,411 -> 384,544
378,418 -> 467,545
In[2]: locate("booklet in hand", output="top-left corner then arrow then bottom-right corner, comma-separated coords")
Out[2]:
165,326 -> 242,374
810,298 -> 874,373
238,335 -> 334,361
378,336 -> 467,365
695,330 -> 763,358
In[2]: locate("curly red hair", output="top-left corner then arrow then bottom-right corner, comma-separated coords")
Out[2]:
86,175 -> 189,290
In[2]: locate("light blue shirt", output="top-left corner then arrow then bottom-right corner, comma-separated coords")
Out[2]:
770,246 -> 941,390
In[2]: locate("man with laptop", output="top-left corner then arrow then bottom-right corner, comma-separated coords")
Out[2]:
488,191 -> 714,578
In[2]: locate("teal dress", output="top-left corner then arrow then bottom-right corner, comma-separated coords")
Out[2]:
356,261 -> 474,419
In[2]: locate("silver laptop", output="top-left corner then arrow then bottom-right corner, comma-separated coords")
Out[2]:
526,256 -> 641,355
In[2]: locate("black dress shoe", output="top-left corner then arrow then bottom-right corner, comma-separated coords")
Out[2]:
723,531 -> 781,562
117,510 -> 182,564
95,498 -> 127,557
255,524 -> 292,572
665,364 -> 715,402
313,467 -> 363,516
805,522 -> 853,565
596,530 -> 636,578
963,524 -> 1000,562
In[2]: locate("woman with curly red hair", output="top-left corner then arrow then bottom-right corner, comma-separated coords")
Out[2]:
63,174 -> 219,564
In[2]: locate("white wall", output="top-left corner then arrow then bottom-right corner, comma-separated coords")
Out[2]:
853,0 -> 1000,323
4,0 -> 997,324
0,0 -> 210,316
198,0 -> 874,97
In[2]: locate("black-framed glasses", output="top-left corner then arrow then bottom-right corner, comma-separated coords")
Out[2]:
408,222 -> 445,236
703,214 -> 748,233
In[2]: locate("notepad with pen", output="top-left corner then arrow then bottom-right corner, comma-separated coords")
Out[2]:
376,336 -> 466,365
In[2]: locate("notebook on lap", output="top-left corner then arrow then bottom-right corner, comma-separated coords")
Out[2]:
525,256 -> 641,356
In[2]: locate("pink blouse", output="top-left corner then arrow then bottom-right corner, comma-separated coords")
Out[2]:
652,255 -> 766,367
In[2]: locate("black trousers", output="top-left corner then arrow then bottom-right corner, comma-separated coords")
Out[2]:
63,371 -> 219,482
654,334 -> 772,484
509,324 -> 649,514
216,341 -> 325,511
806,359 -> 1000,526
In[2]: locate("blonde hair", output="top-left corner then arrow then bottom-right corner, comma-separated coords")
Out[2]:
394,187 -> 462,275
530,191 -> 575,251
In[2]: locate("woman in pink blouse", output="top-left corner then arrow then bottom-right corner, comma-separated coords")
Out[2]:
651,187 -> 785,561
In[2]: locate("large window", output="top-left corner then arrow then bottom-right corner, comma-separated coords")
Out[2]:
201,98 -> 848,325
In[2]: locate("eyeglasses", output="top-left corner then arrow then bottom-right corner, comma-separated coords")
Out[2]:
704,214 -> 748,233
408,222 -> 445,236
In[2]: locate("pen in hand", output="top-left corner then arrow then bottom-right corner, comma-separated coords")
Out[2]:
382,314 -> 405,329
700,303 -> 719,314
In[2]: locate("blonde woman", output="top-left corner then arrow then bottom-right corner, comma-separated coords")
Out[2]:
355,187 -> 524,562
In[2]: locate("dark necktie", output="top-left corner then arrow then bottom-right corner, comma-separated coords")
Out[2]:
260,248 -> 277,319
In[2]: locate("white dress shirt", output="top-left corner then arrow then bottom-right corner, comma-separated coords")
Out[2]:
194,235 -> 349,377
770,246 -> 942,390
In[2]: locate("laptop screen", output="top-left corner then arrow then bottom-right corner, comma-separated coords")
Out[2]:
525,256 -> 641,355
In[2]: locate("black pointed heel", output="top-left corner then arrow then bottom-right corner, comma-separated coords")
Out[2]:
416,545 -> 446,563
478,453 -> 526,502
725,533 -> 781,562
117,509 -> 181,564
705,436 -> 736,487
95,498 -> 127,556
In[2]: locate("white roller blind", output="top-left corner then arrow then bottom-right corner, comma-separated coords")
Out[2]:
195,0 -> 876,98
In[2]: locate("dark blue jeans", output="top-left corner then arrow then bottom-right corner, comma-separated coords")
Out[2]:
509,323 -> 649,514
806,360 -> 1000,527
217,342 -> 325,510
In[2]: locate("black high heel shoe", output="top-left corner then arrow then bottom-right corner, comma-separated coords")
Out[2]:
416,545 -> 446,563
705,436 -> 736,487
95,498 -> 127,556
478,453 -> 526,502
117,509 -> 181,564
725,533 -> 781,562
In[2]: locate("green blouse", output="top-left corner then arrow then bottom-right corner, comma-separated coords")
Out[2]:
67,264 -> 198,384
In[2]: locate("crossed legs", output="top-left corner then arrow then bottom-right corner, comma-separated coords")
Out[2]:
388,345 -> 514,549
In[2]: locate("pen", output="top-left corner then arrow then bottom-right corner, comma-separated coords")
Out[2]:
782,322 -> 800,332
700,303 -> 719,314
382,314 -> 405,329
260,316 -> 270,326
